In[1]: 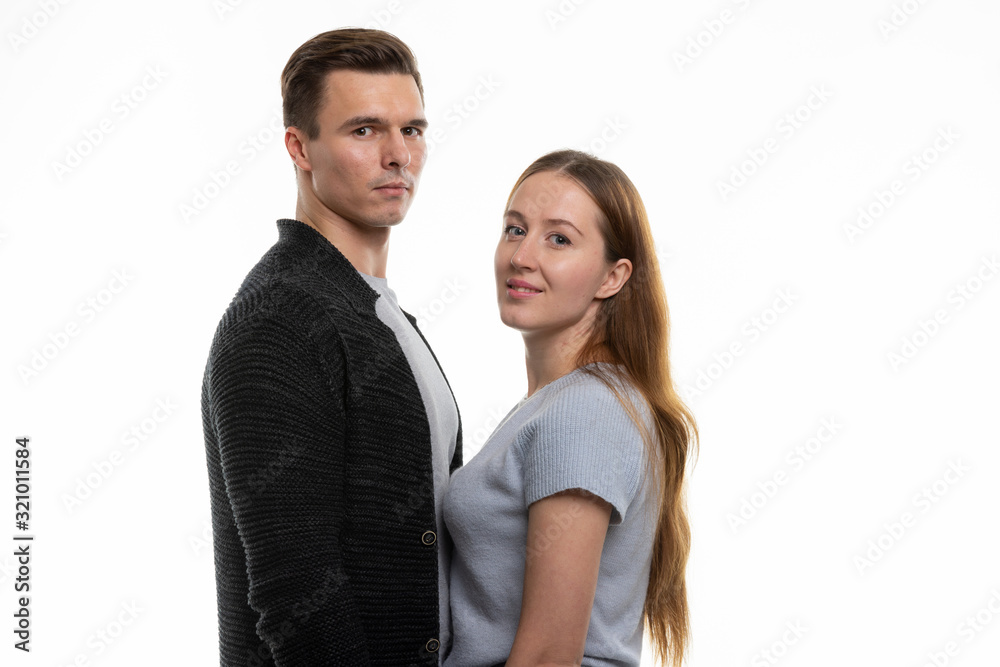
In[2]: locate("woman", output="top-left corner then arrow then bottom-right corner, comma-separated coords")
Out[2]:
443,150 -> 697,667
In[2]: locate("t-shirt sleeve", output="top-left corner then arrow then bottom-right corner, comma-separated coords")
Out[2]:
521,376 -> 648,525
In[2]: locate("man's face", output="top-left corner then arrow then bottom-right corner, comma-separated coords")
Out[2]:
298,70 -> 427,229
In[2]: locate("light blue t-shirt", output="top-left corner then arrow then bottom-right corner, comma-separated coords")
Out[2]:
359,272 -> 459,661
443,364 -> 657,667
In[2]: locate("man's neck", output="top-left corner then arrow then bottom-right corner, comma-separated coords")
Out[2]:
295,201 -> 392,278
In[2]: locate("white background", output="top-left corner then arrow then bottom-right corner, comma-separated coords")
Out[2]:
3,0 -> 999,665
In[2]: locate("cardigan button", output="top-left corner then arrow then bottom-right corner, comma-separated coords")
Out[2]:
425,638 -> 440,653
421,530 -> 437,546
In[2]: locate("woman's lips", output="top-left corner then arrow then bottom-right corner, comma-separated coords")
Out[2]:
506,279 -> 542,298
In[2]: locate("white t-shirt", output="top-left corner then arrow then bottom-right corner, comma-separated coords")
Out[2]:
359,272 -> 459,661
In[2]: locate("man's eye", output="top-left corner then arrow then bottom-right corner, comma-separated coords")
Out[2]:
354,127 -> 372,136
403,127 -> 423,137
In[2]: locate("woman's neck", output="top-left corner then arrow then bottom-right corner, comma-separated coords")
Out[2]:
521,314 -> 600,397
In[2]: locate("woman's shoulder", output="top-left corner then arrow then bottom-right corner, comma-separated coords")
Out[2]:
519,363 -> 653,524
520,364 -> 651,453
538,364 -> 646,420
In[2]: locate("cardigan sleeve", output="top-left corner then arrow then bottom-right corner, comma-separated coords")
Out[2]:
207,299 -> 370,665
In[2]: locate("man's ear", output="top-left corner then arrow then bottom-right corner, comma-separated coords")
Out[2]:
596,258 -> 632,299
285,127 -> 312,171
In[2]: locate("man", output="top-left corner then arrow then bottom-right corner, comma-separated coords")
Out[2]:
201,28 -> 462,666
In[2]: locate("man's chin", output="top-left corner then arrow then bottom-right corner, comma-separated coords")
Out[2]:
366,215 -> 406,228
367,205 -> 411,228
333,203 -> 410,230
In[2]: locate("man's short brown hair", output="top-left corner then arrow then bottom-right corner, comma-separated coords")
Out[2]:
281,28 -> 424,140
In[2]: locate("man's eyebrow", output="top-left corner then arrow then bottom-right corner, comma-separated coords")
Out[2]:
504,209 -> 583,235
338,115 -> 429,131
339,115 -> 385,131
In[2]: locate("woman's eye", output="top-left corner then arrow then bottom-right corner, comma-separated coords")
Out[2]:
503,225 -> 525,237
552,234 -> 570,246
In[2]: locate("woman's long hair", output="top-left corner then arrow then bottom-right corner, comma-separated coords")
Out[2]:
505,150 -> 698,667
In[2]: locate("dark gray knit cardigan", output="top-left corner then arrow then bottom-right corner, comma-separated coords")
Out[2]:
202,219 -> 463,666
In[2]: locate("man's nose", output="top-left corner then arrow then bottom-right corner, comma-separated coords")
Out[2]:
383,131 -> 411,170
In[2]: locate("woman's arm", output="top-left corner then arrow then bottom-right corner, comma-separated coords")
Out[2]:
505,488 -> 613,667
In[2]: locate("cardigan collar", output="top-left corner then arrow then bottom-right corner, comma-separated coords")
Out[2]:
274,218 -> 379,313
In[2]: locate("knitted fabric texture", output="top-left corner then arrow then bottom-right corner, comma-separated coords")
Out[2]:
202,219 -> 462,666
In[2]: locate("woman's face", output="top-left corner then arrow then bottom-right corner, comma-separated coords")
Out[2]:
494,171 -> 630,339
